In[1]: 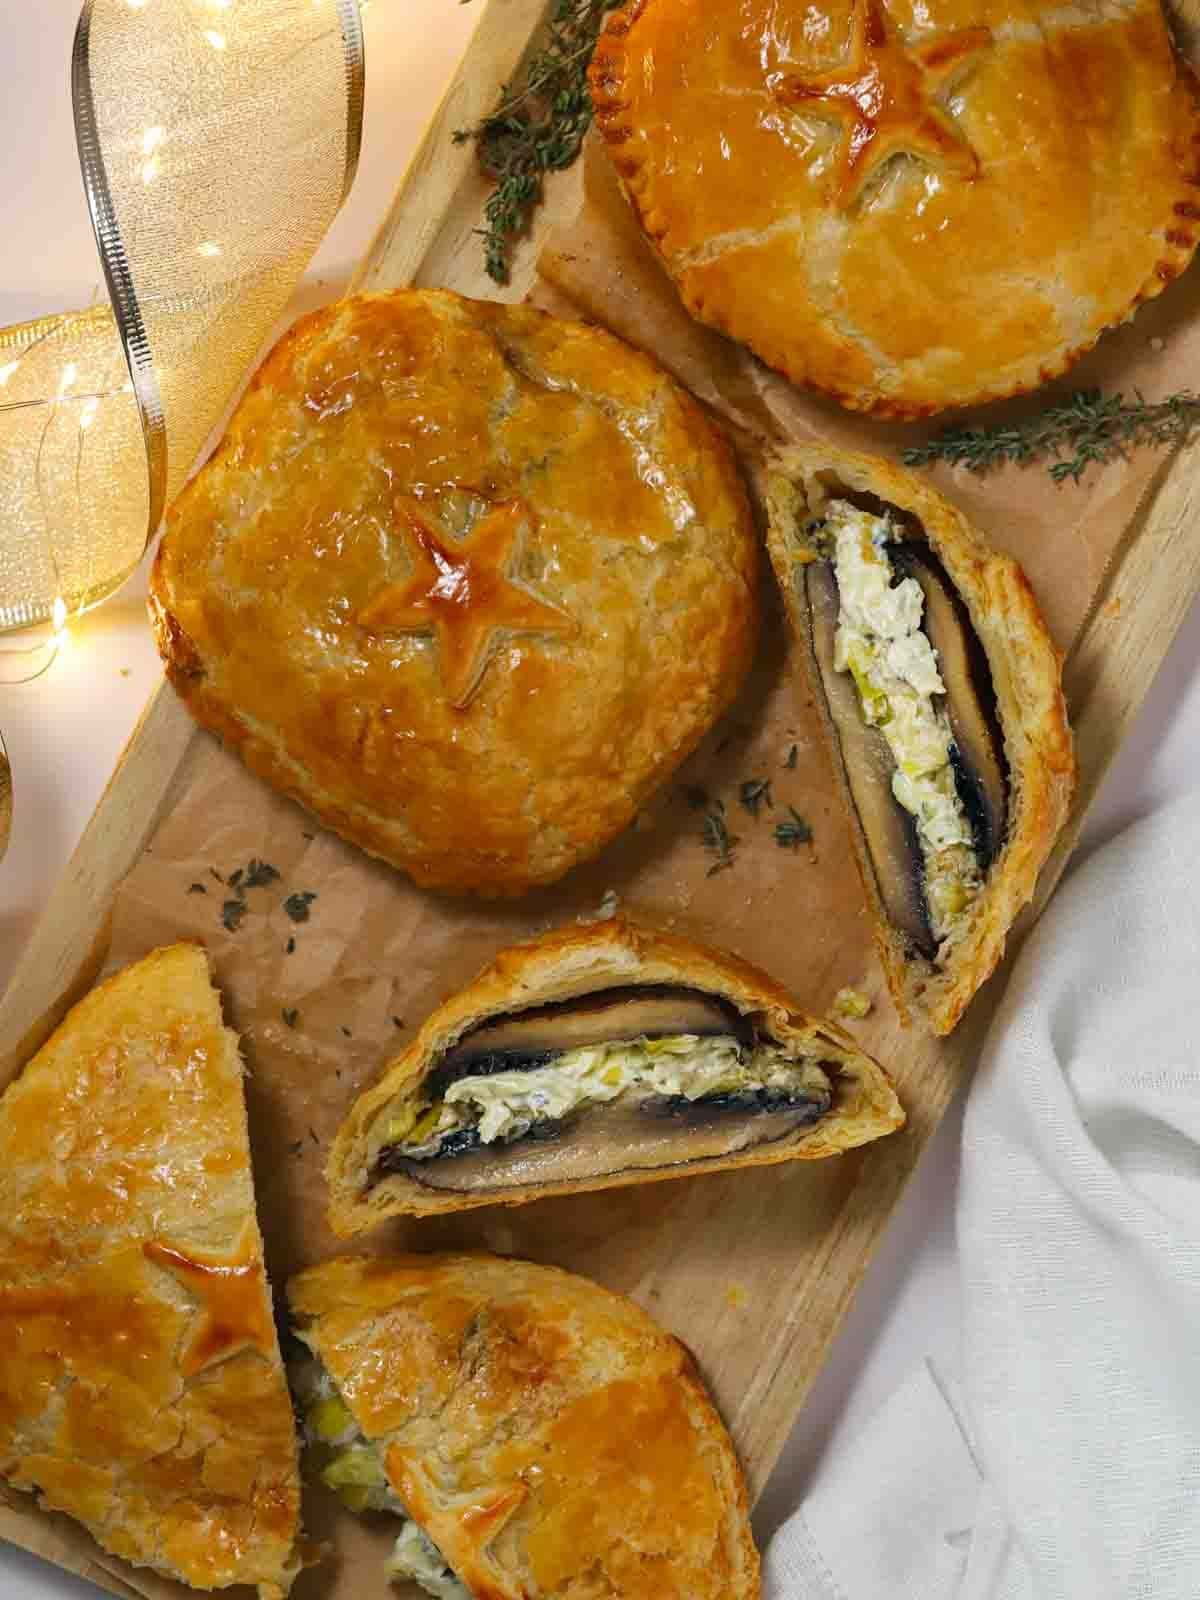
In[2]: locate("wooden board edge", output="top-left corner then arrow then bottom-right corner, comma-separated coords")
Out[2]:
352,0 -> 553,296
1030,432 -> 1200,918
0,682 -> 197,1086
4,0 -> 1200,1549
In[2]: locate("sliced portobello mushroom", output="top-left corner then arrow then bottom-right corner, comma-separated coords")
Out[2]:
805,561 -> 936,961
763,442 -> 1075,1036
429,983 -> 750,1094
326,918 -> 905,1231
374,980 -> 833,1186
374,1077 -> 834,1195
891,547 -> 1008,869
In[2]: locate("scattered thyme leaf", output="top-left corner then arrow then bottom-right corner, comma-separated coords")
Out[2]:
209,867 -> 224,883
309,1128 -> 320,1146
454,0 -> 624,283
774,807 -> 813,851
701,803 -> 737,875
221,898 -> 248,932
243,858 -> 280,889
288,1138 -> 304,1157
738,777 -> 773,817
785,743 -> 799,770
902,388 -> 1200,483
187,882 -> 207,895
286,936 -> 296,955
227,867 -> 244,890
302,831 -> 315,840
393,1016 -> 405,1029
340,1026 -> 352,1038
283,891 -> 317,923
281,1007 -> 299,1028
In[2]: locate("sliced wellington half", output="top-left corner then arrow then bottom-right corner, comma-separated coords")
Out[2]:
764,444 -> 1076,1036
289,1251 -> 760,1600
326,916 -> 903,1231
0,944 -> 303,1596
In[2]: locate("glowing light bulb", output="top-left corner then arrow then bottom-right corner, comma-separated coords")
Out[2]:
197,240 -> 223,257
0,360 -> 19,387
142,125 -> 164,155
204,28 -> 227,48
79,398 -> 100,430
52,596 -> 67,633
142,156 -> 160,185
58,363 -> 78,397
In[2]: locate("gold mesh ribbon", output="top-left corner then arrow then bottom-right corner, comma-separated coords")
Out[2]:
0,0 -> 363,652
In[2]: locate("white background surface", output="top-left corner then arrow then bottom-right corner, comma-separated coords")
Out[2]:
2,3 -> 1200,1594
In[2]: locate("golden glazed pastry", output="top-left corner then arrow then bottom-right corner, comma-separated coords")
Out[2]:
150,289 -> 757,895
764,444 -> 1076,1033
0,945 -> 302,1595
590,0 -> 1200,416
289,1252 -> 760,1599
326,915 -> 903,1231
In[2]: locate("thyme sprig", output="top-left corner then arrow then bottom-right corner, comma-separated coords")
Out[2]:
903,389 -> 1200,484
454,0 -> 622,283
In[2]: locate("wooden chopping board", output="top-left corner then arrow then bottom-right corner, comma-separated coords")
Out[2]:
4,2 -> 1200,1596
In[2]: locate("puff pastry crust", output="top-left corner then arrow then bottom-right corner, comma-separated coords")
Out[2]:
0,945 -> 302,1596
326,915 -> 904,1231
289,1251 -> 760,1599
150,289 -> 757,895
764,444 -> 1076,1033
590,0 -> 1200,416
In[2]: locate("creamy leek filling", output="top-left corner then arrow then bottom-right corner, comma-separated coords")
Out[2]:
383,1034 -> 831,1159
826,500 -> 982,943
297,1360 -> 468,1600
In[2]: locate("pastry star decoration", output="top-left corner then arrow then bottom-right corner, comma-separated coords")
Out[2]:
772,0 -> 990,205
144,1223 -> 277,1378
357,494 -> 575,708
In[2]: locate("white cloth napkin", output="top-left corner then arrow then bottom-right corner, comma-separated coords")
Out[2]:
766,790 -> 1200,1599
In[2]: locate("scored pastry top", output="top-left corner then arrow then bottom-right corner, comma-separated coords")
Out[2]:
0,944 -> 301,1597
151,289 -> 757,896
289,1251 -> 761,1600
591,0 -> 1200,416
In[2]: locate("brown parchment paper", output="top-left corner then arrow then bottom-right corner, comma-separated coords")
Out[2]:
15,51 -> 1200,1600
85,608 -> 924,1600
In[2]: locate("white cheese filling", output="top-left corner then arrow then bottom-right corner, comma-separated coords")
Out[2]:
826,499 -> 982,943
390,1035 -> 831,1157
386,1523 -> 470,1600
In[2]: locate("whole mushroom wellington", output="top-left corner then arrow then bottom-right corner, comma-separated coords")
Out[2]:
591,0 -> 1200,416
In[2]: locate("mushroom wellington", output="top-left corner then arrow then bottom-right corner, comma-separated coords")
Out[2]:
326,917 -> 903,1230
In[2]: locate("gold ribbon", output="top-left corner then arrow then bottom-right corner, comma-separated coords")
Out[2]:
0,0 -> 364,667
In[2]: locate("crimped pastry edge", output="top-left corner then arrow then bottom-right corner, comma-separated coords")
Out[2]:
588,0 -> 1200,418
763,443 -> 1076,1033
325,915 -> 904,1232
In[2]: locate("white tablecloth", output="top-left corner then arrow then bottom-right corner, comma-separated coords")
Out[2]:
3,5 -> 1200,1594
